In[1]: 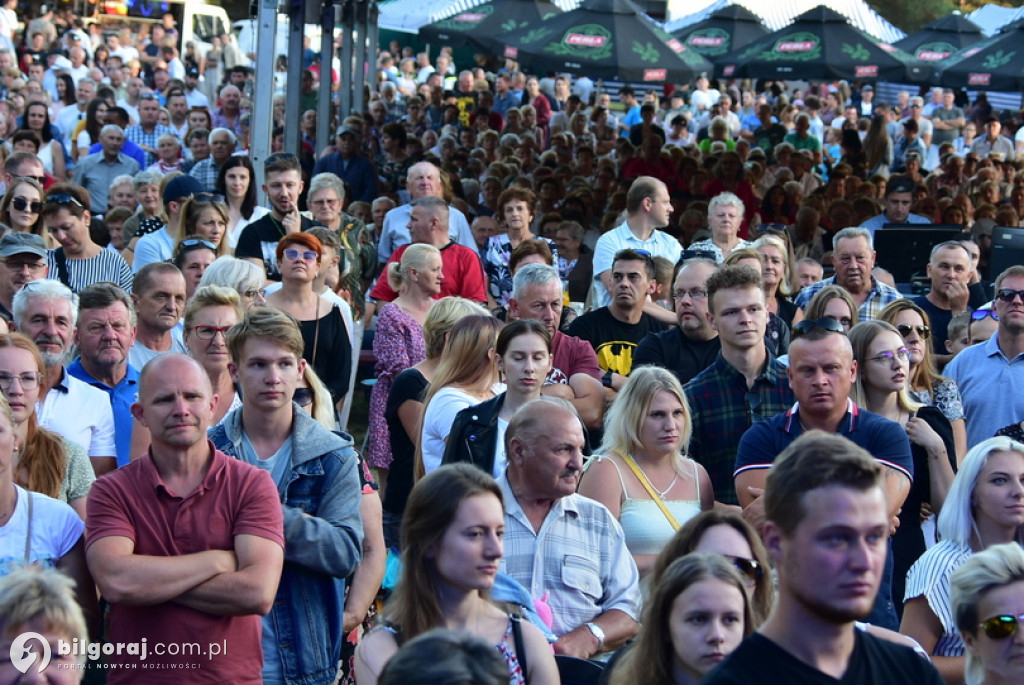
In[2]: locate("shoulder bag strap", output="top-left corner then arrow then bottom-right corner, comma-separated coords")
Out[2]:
24,490 -> 33,564
54,248 -> 71,289
619,451 -> 681,531
511,613 -> 528,679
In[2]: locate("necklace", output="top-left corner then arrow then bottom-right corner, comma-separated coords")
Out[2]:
624,453 -> 678,500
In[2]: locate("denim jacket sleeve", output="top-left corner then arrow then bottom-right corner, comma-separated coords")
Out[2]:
282,447 -> 364,578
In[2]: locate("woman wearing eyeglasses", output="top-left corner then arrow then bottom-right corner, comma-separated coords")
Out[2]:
951,542 -> 1024,685
881,300 -> 968,463
41,184 -> 133,294
0,176 -> 46,241
183,286 -> 242,425
849,320 -> 956,621
264,233 -> 352,412
172,236 -> 218,301
0,334 -> 94,520
901,437 -> 1024,685
579,366 -> 713,579
175,194 -> 229,258
199,255 -> 267,309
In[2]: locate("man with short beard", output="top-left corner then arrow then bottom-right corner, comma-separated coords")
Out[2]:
14,279 -> 117,475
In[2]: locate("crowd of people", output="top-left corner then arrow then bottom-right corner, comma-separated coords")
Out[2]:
3,3 -> 1024,685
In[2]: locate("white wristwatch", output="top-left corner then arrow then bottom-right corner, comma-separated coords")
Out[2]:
585,621 -> 605,652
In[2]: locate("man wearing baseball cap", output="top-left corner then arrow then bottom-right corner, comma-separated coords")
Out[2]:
130,174 -> 205,272
0,233 -> 48,320
184,64 -> 208,109
311,124 -> 376,203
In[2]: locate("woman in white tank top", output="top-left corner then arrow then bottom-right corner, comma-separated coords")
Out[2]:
579,366 -> 713,579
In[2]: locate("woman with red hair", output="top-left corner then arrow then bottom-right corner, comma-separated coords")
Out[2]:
264,233 -> 352,412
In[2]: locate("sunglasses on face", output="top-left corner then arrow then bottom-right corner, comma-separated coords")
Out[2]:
725,555 -> 763,586
793,317 -> 846,338
980,613 -> 1024,640
896,324 -> 931,340
11,197 -> 43,213
972,308 -> 999,321
283,248 -> 318,262
996,289 -> 1024,304
293,387 -> 314,407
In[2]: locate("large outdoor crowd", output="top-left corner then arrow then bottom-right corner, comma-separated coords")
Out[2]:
3,3 -> 1024,685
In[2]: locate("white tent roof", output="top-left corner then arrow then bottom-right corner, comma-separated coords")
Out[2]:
377,0 -> 577,34
966,5 -> 1024,37
663,0 -> 905,43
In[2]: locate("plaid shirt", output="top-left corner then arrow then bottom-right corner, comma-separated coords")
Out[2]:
187,157 -> 221,190
794,276 -> 904,322
497,472 -> 640,638
125,123 -> 174,167
684,352 -> 795,505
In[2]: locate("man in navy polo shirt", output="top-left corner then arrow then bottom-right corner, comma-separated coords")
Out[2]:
733,319 -> 913,630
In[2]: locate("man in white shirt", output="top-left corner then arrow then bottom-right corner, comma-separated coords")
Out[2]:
14,279 -> 118,475
592,176 -> 681,309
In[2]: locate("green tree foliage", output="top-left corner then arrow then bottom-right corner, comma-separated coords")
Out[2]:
866,0 -> 958,34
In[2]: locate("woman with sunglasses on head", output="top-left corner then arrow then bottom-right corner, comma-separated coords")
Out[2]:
849,320 -> 957,618
172,235 -> 218,301
881,300 -> 968,463
951,542 -> 1024,685
901,437 -> 1024,685
579,366 -> 713,578
174,193 -> 228,257
20,101 -> 65,181
264,233 -> 352,413
367,244 -> 440,489
0,175 -> 45,240
41,184 -> 133,294
0,333 -> 94,520
216,156 -> 268,250
607,554 -> 753,685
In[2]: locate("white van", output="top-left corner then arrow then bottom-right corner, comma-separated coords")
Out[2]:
97,0 -> 231,57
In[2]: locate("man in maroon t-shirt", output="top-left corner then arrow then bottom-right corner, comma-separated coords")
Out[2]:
86,355 -> 284,684
369,196 -> 486,304
508,263 -> 603,430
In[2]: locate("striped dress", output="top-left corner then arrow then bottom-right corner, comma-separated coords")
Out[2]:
46,248 -> 133,294
903,539 -> 972,656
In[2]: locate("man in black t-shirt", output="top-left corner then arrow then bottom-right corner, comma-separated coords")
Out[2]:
703,433 -> 942,685
236,153 -> 323,281
634,258 -> 720,385
567,249 -> 667,403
